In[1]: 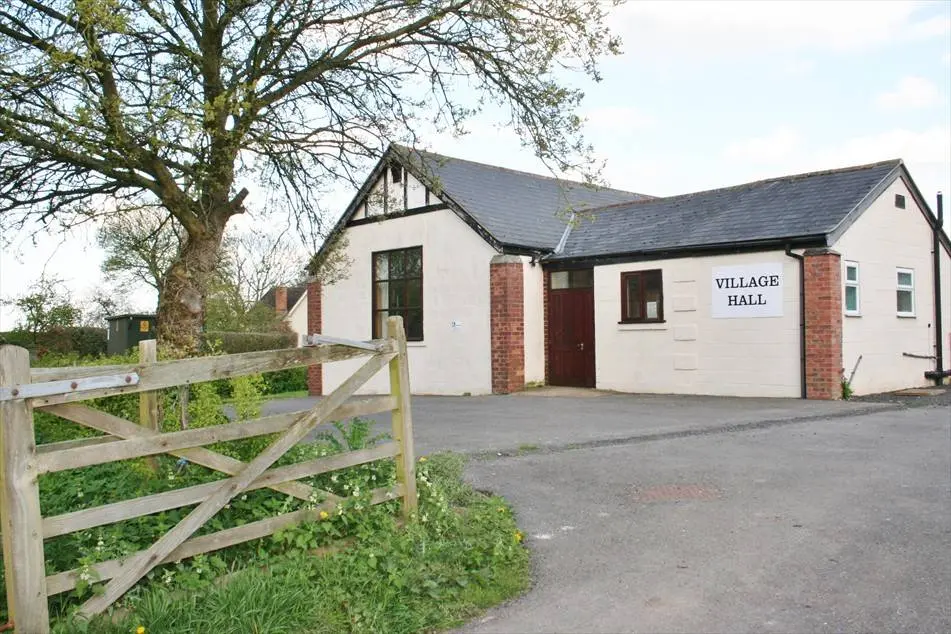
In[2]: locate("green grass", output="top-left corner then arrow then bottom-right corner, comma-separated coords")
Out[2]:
45,453 -> 528,634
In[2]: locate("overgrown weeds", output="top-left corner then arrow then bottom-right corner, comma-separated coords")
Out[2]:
1,355 -> 528,632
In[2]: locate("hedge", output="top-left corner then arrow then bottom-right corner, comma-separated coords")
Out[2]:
0,327 -> 107,357
202,331 -> 306,397
202,330 -> 297,354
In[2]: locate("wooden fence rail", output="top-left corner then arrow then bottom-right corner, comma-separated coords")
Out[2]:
0,317 -> 417,633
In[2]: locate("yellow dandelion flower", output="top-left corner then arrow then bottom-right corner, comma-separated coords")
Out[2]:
319,510 -> 330,520
497,507 -> 505,513
514,531 -> 524,543
418,456 -> 427,463
136,627 -> 146,634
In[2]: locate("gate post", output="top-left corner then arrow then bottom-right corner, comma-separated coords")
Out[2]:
386,317 -> 418,519
139,339 -> 161,473
0,346 -> 50,632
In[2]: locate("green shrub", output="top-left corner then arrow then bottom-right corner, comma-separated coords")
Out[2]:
202,331 -> 297,354
0,327 -> 107,357
263,367 -> 308,395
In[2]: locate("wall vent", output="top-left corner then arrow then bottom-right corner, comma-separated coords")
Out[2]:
895,193 -> 906,209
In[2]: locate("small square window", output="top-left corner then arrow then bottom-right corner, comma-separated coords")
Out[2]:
844,261 -> 860,315
390,165 -> 403,184
896,267 -> 915,317
894,194 -> 906,209
620,270 -> 664,323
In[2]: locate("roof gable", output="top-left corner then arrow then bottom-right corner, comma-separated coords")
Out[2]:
327,144 -> 648,254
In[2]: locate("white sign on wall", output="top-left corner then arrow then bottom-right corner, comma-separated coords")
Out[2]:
711,263 -> 784,318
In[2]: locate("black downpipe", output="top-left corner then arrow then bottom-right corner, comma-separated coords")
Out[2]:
926,193 -> 946,384
785,247 -> 807,399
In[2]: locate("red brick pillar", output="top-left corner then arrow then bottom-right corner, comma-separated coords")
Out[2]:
490,255 -> 525,394
307,280 -> 322,396
274,286 -> 288,312
803,248 -> 843,399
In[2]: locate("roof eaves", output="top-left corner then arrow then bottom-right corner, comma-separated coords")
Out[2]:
310,147 -> 398,269
396,146 -> 505,253
286,288 -> 308,318
895,164 -> 951,254
548,234 -> 829,266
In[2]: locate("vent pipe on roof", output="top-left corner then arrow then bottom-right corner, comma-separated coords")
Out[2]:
926,192 -> 947,385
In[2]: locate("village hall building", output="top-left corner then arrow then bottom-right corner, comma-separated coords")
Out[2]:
303,145 -> 950,400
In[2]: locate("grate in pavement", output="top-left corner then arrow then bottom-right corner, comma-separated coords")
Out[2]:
634,484 -> 720,502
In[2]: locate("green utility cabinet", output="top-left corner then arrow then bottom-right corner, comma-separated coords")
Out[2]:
106,313 -> 157,355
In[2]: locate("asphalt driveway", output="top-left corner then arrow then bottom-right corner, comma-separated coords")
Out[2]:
262,388 -> 950,632
460,405 -> 951,633
262,388 -> 894,456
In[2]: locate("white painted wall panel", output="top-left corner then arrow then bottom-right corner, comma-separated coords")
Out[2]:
406,172 -> 428,208
523,257 -> 545,383
284,295 -> 307,346
833,179 -> 947,394
322,208 -> 497,395
594,251 -> 801,397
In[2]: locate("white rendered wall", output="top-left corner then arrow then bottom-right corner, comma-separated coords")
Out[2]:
285,294 -> 307,346
594,251 -> 802,397
322,208 -> 497,395
833,178 -> 948,394
522,257 -> 545,384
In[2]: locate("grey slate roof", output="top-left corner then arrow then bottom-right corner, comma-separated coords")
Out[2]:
402,148 -> 649,250
556,159 -> 903,260
259,285 -> 307,313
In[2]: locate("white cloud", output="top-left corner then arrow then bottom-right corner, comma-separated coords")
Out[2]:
815,125 -> 951,167
808,126 -> 950,210
583,107 -> 655,131
783,59 -> 815,76
876,76 -> 943,110
611,1 -> 950,57
723,127 -> 802,163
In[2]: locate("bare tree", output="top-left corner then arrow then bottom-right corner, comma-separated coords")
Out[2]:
98,205 -> 184,297
220,229 -> 307,309
0,0 -> 619,351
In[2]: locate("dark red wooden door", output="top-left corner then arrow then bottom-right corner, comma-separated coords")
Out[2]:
548,285 -> 596,388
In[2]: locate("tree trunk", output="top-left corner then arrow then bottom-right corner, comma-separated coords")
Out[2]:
156,227 -> 225,354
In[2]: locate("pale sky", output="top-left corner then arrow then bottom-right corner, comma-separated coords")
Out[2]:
2,0 -> 950,329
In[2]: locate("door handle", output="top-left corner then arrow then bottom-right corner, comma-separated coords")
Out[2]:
578,342 -> 584,351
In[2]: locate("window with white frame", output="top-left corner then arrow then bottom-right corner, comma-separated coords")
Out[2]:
896,268 -> 915,317
844,261 -> 860,315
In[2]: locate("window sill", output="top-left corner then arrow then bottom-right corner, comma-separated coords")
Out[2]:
896,314 -> 916,319
845,312 -> 862,318
406,342 -> 426,347
617,321 -> 667,332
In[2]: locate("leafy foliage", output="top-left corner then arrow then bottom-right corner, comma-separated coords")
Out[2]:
1,276 -> 80,344
0,0 -> 619,350
45,452 -> 527,634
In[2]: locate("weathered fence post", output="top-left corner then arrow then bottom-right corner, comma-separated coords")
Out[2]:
387,317 -> 417,519
139,340 -> 161,473
0,346 -> 50,632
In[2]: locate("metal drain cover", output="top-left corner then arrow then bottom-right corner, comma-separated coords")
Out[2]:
634,484 -> 720,502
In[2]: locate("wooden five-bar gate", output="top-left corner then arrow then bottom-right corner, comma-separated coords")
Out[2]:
0,317 -> 418,633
